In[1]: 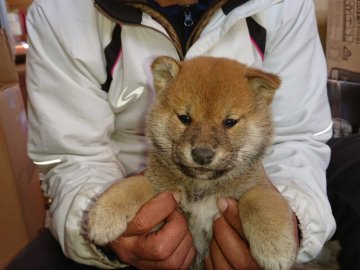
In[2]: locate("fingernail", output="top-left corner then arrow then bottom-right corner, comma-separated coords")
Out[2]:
213,212 -> 222,221
217,197 -> 228,213
172,191 -> 181,203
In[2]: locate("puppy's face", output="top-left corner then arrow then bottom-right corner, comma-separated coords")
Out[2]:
148,56 -> 280,180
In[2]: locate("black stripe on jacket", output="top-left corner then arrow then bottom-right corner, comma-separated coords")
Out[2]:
222,0 -> 266,57
246,16 -> 266,57
101,24 -> 122,92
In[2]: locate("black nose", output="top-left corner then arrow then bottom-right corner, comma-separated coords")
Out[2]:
191,148 -> 215,165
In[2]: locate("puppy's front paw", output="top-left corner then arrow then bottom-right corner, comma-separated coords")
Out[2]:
239,186 -> 297,270
87,196 -> 130,246
87,176 -> 154,245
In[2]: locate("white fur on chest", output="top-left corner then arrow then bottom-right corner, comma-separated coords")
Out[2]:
181,195 -> 220,258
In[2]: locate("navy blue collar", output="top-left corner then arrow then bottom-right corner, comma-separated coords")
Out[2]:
94,0 -> 251,24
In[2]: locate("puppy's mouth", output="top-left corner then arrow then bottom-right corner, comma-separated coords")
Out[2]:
178,164 -> 228,180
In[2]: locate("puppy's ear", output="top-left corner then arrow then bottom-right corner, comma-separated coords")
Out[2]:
151,56 -> 181,92
246,67 -> 281,104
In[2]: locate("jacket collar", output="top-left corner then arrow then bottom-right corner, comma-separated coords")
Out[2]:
93,0 -> 281,59
93,0 -> 272,24
94,0 -> 143,24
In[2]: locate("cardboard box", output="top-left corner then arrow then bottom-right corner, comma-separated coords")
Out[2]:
0,84 -> 45,269
0,28 -> 18,87
327,79 -> 360,135
326,0 -> 360,83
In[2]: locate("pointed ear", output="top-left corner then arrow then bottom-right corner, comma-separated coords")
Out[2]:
151,56 -> 181,92
246,67 -> 281,104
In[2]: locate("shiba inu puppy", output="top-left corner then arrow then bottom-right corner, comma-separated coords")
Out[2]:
87,56 -> 297,270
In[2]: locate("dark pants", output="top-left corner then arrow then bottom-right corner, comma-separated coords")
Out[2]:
327,134 -> 360,270
5,134 -> 360,270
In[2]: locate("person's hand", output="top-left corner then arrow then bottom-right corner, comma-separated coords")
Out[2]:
109,191 -> 196,269
205,197 -> 261,270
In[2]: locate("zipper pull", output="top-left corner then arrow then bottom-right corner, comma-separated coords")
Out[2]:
184,10 -> 194,27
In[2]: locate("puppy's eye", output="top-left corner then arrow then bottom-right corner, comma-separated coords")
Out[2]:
223,118 -> 238,128
178,114 -> 192,125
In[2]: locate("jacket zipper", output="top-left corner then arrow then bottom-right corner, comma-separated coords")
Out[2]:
183,7 -> 194,27
185,0 -> 227,51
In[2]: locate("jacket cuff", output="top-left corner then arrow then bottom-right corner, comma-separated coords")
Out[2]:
61,184 -> 129,269
274,184 -> 335,263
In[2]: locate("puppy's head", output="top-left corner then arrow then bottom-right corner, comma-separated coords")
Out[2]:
148,56 -> 280,180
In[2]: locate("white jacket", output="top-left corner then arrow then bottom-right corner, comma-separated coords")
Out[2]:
26,0 -> 336,268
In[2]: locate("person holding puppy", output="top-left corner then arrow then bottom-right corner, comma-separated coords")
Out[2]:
8,0 -> 358,269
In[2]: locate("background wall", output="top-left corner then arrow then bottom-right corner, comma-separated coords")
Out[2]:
314,0 -> 328,50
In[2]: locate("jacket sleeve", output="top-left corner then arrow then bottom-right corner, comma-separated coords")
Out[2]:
262,0 -> 336,262
26,1 -> 125,268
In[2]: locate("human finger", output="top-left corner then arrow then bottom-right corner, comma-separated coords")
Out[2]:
216,197 -> 244,237
124,191 -> 180,236
204,255 -> 213,270
124,209 -> 190,261
213,215 -> 260,269
123,227 -> 195,269
178,235 -> 196,270
209,238 -> 234,270
159,231 -> 195,270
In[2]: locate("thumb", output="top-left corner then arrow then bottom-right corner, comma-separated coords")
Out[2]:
215,197 -> 245,239
124,191 -> 178,236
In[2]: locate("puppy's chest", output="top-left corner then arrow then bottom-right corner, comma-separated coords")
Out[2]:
180,195 -> 219,253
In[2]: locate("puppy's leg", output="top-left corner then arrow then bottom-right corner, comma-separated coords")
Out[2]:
239,186 -> 297,270
87,175 -> 155,245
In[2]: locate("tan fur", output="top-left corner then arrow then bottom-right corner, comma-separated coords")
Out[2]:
87,56 -> 297,269
87,176 -> 155,245
239,186 -> 297,270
